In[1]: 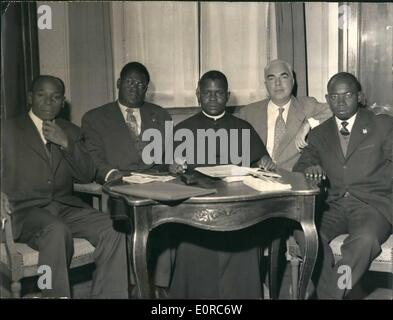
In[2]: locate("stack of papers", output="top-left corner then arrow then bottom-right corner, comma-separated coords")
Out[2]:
195,165 -> 281,182
242,176 -> 291,192
195,165 -> 252,178
122,173 -> 175,184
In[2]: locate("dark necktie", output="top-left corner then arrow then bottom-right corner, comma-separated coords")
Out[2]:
339,121 -> 350,136
339,121 -> 350,156
45,141 -> 51,153
272,107 -> 286,160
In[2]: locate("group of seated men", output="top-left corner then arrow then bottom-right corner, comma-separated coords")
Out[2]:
2,59 -> 392,299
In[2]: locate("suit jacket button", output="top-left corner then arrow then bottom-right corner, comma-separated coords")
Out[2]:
344,191 -> 350,198
47,179 -> 52,184
343,165 -> 347,169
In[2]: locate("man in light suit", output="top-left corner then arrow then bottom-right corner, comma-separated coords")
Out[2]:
81,62 -> 173,297
235,59 -> 332,170
2,75 -> 129,298
293,72 -> 393,299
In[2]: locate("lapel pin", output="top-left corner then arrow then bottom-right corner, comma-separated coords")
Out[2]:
362,129 -> 367,134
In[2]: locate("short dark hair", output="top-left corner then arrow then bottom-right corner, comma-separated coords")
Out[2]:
198,70 -> 228,91
327,72 -> 362,92
30,75 -> 65,95
120,62 -> 150,84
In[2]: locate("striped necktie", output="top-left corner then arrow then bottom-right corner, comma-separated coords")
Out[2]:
272,107 -> 286,160
125,108 -> 139,136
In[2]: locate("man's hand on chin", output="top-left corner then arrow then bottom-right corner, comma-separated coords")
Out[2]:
43,120 -> 69,149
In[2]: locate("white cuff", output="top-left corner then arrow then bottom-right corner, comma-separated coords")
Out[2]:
105,169 -> 119,182
308,118 -> 320,129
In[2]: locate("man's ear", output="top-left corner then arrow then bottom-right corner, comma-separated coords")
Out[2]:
227,91 -> 231,101
325,94 -> 329,104
116,78 -> 120,89
196,87 -> 201,104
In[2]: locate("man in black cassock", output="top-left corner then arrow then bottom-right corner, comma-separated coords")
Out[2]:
168,70 -> 274,299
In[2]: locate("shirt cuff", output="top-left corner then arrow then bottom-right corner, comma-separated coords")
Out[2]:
105,169 -> 119,182
308,117 -> 320,129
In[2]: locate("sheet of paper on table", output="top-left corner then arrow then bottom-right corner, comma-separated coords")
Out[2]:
242,176 -> 292,191
122,173 -> 176,184
195,164 -> 281,180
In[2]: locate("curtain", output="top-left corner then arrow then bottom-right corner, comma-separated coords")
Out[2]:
113,1 -> 199,108
358,3 -> 393,108
200,2 -> 277,106
68,2 -> 114,125
275,2 -> 308,97
1,2 -> 40,119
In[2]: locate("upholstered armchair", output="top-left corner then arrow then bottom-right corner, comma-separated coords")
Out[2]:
285,104 -> 393,300
0,183 -> 106,298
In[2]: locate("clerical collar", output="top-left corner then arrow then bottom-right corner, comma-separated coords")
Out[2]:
202,110 -> 226,121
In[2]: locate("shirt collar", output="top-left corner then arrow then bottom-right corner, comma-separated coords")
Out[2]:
268,98 -> 291,112
29,109 -> 43,129
28,109 -> 47,143
118,100 -> 141,113
202,110 -> 226,121
335,112 -> 358,132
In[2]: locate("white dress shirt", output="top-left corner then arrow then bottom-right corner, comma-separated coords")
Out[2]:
29,109 -> 47,144
266,100 -> 291,156
118,101 -> 142,136
105,101 -> 143,182
335,112 -> 358,134
266,99 -> 322,156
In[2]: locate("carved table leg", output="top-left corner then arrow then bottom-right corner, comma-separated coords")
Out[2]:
132,205 -> 154,298
298,196 -> 318,299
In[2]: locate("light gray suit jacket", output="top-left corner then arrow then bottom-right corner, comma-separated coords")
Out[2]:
235,96 -> 332,171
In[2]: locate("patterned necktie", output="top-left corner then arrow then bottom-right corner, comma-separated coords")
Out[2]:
125,108 -> 138,136
340,121 -> 350,136
272,107 -> 286,160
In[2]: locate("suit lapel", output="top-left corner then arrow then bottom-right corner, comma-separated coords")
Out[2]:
345,109 -> 371,160
325,118 -> 346,164
108,102 -> 132,138
18,115 -> 51,165
258,101 -> 268,144
274,97 -> 306,159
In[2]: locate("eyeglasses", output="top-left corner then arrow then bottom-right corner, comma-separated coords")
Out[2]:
123,79 -> 146,89
328,92 -> 356,101
200,91 -> 227,98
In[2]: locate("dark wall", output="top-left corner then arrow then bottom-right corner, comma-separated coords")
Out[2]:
1,2 -> 40,120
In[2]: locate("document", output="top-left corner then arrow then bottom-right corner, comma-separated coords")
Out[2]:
242,176 -> 291,192
195,164 -> 281,179
122,173 -> 175,184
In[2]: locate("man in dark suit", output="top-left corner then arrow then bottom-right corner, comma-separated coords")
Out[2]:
81,62 -> 173,295
82,62 -> 171,184
293,72 -> 392,299
168,70 -> 274,299
235,59 -> 332,170
2,75 -> 129,298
